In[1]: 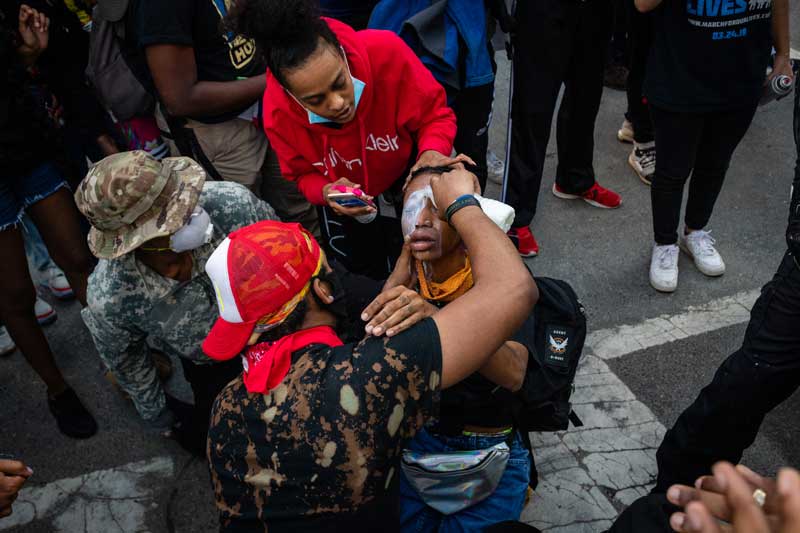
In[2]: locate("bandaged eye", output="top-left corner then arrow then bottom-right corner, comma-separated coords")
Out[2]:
401,187 -> 436,238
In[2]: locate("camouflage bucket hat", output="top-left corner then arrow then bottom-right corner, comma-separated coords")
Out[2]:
75,151 -> 207,259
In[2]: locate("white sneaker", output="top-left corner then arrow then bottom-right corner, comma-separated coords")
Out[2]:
680,230 -> 726,277
35,297 -> 57,326
617,119 -> 634,143
41,267 -> 74,300
487,150 -> 505,185
0,326 -> 15,356
650,244 -> 679,293
628,141 -> 656,185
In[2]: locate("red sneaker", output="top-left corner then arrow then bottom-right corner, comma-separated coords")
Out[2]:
552,182 -> 622,209
508,227 -> 539,257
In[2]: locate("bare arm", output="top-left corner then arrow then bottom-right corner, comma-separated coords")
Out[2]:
145,44 -> 265,118
769,0 -> 793,80
772,0 -> 790,57
478,341 -> 529,392
635,0 -> 662,13
430,169 -> 538,389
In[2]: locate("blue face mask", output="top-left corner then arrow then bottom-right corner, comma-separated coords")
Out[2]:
306,75 -> 365,124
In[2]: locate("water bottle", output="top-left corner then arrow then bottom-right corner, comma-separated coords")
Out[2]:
760,75 -> 793,105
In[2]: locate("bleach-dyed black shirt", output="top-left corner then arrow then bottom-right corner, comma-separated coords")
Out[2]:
207,318 -> 442,533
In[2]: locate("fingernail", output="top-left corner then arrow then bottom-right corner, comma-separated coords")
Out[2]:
26,467 -> 33,475
365,325 -> 373,334
670,514 -> 684,529
386,329 -> 395,336
667,486 -> 681,503
686,510 -> 702,531
374,327 -> 383,335
778,469 -> 798,495
716,471 -> 728,491
361,313 -> 369,321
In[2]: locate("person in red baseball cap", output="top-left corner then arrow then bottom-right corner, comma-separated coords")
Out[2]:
204,165 -> 538,532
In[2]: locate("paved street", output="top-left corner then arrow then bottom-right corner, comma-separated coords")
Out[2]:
3,19 -> 800,532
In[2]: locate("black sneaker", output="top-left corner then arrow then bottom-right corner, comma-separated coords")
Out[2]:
47,388 -> 98,439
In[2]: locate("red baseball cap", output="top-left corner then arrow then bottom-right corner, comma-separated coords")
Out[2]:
202,221 -> 322,360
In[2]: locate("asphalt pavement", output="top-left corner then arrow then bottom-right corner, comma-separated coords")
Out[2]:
2,14 -> 800,532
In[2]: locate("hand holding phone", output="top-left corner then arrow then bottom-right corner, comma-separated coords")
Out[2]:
327,189 -> 376,209
323,179 -> 376,218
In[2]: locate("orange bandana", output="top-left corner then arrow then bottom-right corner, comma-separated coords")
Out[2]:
416,256 -> 474,303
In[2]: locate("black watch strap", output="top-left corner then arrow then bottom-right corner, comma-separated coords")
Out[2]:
445,195 -> 481,223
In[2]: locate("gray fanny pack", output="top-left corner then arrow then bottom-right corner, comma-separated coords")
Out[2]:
400,441 -> 510,515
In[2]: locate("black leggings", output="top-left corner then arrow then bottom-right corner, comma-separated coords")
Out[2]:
624,0 -> 654,144
650,104 -> 757,245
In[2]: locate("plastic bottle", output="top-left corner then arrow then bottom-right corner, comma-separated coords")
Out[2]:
760,75 -> 793,105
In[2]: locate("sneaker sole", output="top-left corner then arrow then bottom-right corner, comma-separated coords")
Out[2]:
678,241 -> 726,277
552,184 -> 622,209
650,277 -> 678,293
627,153 -> 653,186
37,310 -> 57,326
0,344 -> 16,356
47,285 -> 75,300
518,250 -> 538,258
617,129 -> 634,143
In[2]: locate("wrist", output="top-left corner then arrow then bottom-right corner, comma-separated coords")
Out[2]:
446,197 -> 482,225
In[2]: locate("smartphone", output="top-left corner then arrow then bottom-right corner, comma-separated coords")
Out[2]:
328,192 -> 375,209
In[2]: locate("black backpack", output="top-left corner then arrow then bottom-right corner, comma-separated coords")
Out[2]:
513,276 -> 587,488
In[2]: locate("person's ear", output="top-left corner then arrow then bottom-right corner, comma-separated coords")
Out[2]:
312,277 -> 334,304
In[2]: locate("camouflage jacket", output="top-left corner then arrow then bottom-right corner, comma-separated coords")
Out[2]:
82,182 -> 277,421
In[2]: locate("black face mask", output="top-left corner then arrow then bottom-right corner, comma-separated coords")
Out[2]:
311,269 -> 351,335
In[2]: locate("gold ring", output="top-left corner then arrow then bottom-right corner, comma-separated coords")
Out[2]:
752,488 -> 766,507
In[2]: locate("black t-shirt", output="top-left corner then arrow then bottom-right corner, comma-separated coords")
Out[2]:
208,318 -> 442,533
644,0 -> 773,112
438,312 -> 535,432
130,0 -> 264,123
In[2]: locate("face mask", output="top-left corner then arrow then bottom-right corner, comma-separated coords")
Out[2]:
401,186 -> 436,238
307,76 -> 365,124
170,207 -> 214,252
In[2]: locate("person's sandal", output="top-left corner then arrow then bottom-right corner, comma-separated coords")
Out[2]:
47,388 -> 98,439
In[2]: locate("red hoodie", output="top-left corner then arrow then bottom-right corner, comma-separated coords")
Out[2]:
262,19 -> 457,205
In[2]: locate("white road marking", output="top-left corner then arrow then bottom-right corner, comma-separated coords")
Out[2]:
522,354 -> 665,531
523,291 -> 760,531
587,290 -> 758,360
0,457 -> 173,532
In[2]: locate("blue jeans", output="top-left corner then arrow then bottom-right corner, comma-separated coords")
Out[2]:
399,427 -> 531,533
22,215 -> 57,276
0,162 -> 67,231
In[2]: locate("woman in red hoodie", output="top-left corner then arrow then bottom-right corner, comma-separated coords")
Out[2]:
227,0 -> 463,279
